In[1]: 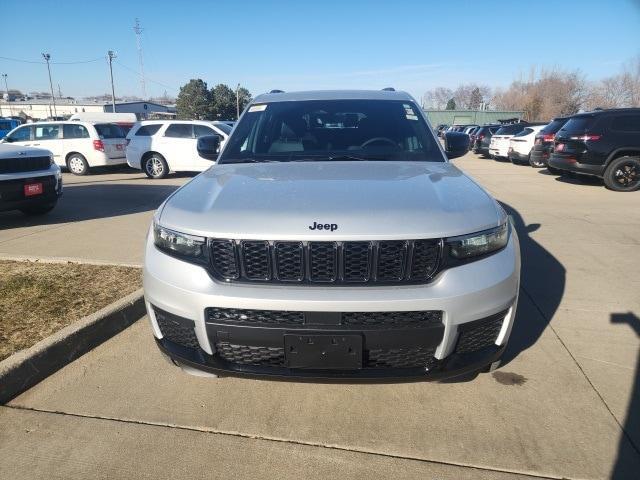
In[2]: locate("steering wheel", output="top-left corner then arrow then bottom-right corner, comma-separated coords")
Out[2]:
360,137 -> 398,149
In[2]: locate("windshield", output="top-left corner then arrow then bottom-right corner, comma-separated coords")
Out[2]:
219,99 -> 442,163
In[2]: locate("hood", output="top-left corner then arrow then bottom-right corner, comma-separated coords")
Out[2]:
0,143 -> 52,158
159,161 -> 500,240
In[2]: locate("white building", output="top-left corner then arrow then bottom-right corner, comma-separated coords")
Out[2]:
0,99 -> 174,120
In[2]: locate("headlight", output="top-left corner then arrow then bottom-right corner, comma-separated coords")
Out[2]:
447,222 -> 510,260
153,223 -> 207,264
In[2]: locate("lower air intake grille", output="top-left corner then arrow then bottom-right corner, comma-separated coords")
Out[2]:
155,308 -> 200,349
367,346 -> 438,369
206,308 -> 304,326
456,314 -> 505,354
342,311 -> 442,328
216,343 -> 285,366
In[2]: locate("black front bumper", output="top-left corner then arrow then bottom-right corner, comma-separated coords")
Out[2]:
0,175 -> 62,212
548,154 -> 605,177
152,306 -> 507,381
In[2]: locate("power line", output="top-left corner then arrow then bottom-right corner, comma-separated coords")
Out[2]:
113,60 -> 178,91
0,55 -> 103,65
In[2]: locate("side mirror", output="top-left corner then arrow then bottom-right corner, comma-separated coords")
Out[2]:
3,136 -> 13,143
197,135 -> 221,160
443,132 -> 469,159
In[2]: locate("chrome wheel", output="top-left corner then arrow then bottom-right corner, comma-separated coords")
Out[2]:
146,157 -> 164,177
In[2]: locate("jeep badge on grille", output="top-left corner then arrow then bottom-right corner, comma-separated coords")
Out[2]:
308,222 -> 338,231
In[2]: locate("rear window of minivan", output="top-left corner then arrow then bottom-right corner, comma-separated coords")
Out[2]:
95,123 -> 125,138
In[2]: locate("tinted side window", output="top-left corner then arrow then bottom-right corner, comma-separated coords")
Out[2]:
135,124 -> 162,136
611,115 -> 640,132
164,124 -> 193,138
194,124 -> 217,138
7,125 -> 32,141
63,124 -> 90,139
94,123 -> 125,139
34,124 -> 60,140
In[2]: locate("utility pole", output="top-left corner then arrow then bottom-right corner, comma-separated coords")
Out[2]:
42,53 -> 57,117
107,50 -> 117,112
133,19 -> 147,99
1,73 -> 10,116
236,83 -> 240,119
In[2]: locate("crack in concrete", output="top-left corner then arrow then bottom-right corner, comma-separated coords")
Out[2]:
3,404 -> 560,480
519,285 -> 640,457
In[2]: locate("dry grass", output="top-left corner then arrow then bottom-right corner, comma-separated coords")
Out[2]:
0,260 -> 142,362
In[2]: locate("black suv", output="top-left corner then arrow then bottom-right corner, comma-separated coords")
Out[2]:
471,124 -> 502,156
548,109 -> 640,191
529,116 -> 570,168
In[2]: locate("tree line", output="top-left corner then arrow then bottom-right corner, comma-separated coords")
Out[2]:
176,79 -> 252,121
423,55 -> 640,121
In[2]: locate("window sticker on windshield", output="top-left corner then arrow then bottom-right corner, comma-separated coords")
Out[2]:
248,104 -> 267,112
403,104 -> 418,120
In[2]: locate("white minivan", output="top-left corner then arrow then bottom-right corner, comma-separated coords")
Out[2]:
1,121 -> 127,175
125,120 -> 230,179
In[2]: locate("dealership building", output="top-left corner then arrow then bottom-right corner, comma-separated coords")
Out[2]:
0,99 -> 174,120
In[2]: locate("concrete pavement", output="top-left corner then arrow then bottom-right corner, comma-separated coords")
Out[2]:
1,159 -> 639,479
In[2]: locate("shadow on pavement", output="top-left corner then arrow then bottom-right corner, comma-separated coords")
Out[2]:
499,202 -> 566,367
611,312 -> 640,479
0,182 -> 180,230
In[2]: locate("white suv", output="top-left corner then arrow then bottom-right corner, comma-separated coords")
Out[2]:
1,121 -> 127,175
507,125 -> 545,165
125,121 -> 230,179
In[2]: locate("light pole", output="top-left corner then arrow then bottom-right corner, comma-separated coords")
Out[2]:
236,83 -> 240,119
2,73 -> 12,116
107,51 -> 117,112
42,53 -> 57,117
1,73 -> 8,116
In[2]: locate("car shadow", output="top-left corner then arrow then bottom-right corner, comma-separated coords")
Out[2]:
441,202 -> 566,383
499,202 -> 566,367
611,312 -> 640,479
0,182 -> 181,230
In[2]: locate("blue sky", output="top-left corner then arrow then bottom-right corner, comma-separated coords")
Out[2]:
2,0 -> 639,100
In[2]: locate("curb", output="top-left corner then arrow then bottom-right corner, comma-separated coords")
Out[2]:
0,288 -> 145,404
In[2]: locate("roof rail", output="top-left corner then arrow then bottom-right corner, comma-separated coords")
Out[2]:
381,87 -> 395,91
269,89 -> 285,94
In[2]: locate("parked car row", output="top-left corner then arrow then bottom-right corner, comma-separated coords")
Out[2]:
0,119 -> 233,178
464,108 -> 640,192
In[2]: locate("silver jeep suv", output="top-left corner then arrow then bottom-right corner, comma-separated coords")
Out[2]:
144,90 -> 520,380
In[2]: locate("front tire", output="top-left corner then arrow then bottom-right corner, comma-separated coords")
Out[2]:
67,153 -> 89,176
20,201 -> 57,215
529,155 -> 545,168
143,153 -> 169,179
603,156 -> 640,192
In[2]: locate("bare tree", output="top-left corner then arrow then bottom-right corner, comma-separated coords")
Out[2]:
588,55 -> 640,109
423,87 -> 453,109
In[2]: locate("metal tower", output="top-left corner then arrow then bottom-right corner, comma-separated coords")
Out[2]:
133,18 -> 147,99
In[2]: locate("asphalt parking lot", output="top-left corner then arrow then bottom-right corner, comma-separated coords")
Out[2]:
1,157 -> 639,479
